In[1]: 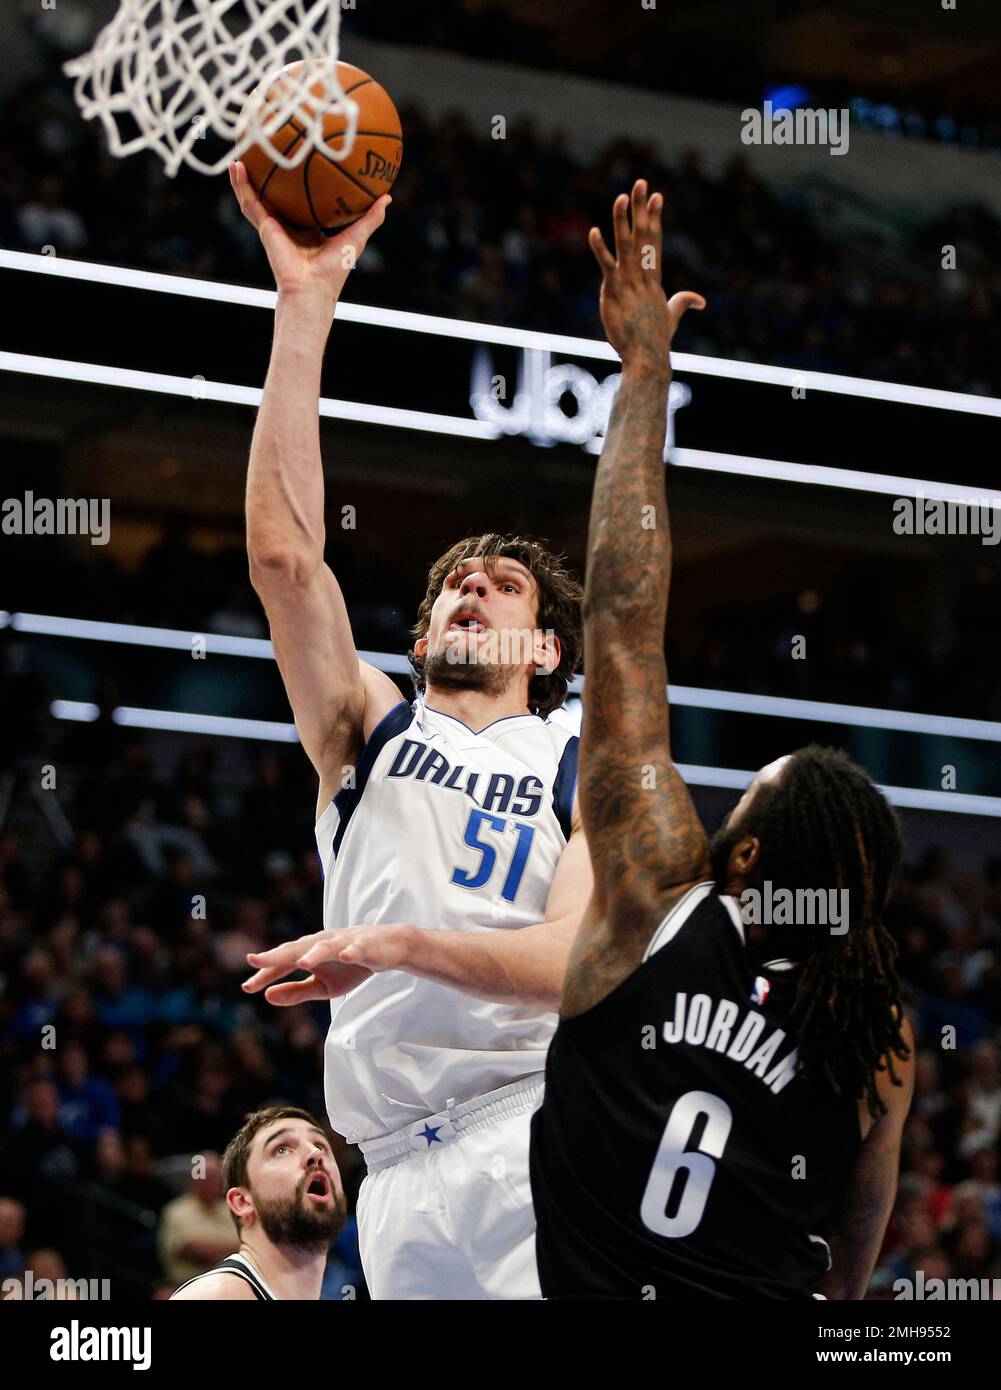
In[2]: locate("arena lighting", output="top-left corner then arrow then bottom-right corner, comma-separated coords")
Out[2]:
0,351 -> 500,441
15,610 -> 1001,745
7,610 -> 414,674
41,699 -> 1001,816
50,699 -> 299,742
13,611 -> 275,658
670,449 -> 1001,508
674,763 -> 1001,819
1,348 -> 997,507
667,683 -> 1001,742
1,248 -> 1000,417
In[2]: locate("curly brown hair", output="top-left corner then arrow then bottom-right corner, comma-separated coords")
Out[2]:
409,533 -> 583,721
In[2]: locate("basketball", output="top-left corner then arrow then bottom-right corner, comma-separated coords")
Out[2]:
241,60 -> 402,235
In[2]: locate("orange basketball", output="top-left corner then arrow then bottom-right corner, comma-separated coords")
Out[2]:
241,60 -> 402,235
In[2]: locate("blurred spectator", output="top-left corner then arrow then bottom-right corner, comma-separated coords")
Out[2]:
9,949 -> 61,1042
0,1197 -> 26,1280
156,1152 -> 234,1287
77,1129 -> 170,1295
56,1039 -> 121,1144
16,175 -> 87,254
0,1080 -> 80,1247
968,1042 -> 1001,1147
90,947 -> 156,1041
23,1247 -> 76,1298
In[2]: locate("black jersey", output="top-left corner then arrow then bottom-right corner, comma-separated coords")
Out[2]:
530,882 -> 862,1299
170,1253 -> 276,1300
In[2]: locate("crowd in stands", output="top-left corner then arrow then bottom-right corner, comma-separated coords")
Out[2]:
2,46 -> 1000,397
348,0 -> 1001,155
0,725 -> 366,1299
871,852 -> 1001,1295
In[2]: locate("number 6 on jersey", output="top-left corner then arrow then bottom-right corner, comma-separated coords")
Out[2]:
640,1090 -> 733,1239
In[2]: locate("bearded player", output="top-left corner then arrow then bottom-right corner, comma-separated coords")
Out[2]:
529,181 -> 914,1298
230,164 -> 591,1300
171,1108 -> 344,1300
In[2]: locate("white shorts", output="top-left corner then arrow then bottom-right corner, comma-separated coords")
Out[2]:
356,1074 -> 544,1300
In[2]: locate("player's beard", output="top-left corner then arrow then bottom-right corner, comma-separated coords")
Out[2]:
254,1178 -> 346,1254
423,640 -> 521,702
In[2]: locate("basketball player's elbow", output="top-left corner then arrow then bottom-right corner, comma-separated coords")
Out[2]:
248,540 -> 323,593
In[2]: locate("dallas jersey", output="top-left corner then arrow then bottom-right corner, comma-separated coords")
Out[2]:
314,697 -> 578,1145
529,882 -> 862,1299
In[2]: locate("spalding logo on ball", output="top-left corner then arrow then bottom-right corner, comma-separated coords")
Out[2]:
242,60 -> 402,235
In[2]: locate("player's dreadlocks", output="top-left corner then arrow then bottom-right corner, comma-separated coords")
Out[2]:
735,745 -> 910,1118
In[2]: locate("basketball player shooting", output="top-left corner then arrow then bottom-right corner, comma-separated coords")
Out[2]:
229,163 -> 592,1300
171,1108 -> 345,1300
529,181 -> 915,1299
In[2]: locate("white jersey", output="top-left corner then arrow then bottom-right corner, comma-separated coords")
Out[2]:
314,696 -> 579,1144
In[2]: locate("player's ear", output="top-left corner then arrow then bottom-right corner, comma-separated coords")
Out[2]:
227,1186 -> 253,1224
731,835 -> 762,882
413,635 -> 429,660
532,628 -> 560,676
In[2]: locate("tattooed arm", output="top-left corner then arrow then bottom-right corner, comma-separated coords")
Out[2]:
563,180 -> 708,1018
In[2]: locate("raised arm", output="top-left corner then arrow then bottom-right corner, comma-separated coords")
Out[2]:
563,181 -> 709,1016
231,164 -> 402,813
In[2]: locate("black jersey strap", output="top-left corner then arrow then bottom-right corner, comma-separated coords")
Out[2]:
172,1255 -> 274,1300
643,881 -> 716,959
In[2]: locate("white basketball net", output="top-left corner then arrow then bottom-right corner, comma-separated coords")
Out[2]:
64,0 -> 358,177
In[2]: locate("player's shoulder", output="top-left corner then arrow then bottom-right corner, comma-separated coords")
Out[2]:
170,1269 -> 261,1300
643,881 -> 737,957
542,710 -> 580,751
506,709 -> 580,766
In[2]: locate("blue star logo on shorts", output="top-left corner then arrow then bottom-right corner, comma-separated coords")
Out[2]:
419,1123 -> 443,1146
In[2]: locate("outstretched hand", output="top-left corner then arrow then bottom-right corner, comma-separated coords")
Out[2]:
588,179 -> 705,368
242,923 -> 418,1006
229,160 -> 391,301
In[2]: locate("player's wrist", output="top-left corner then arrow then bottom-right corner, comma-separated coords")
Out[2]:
619,351 -> 672,383
274,284 -> 339,341
276,281 -> 338,314
392,920 -> 423,968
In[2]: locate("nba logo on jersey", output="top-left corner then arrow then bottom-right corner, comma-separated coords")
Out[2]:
750,976 -> 770,1006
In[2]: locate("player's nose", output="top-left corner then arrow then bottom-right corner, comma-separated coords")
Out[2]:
459,571 -> 489,598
